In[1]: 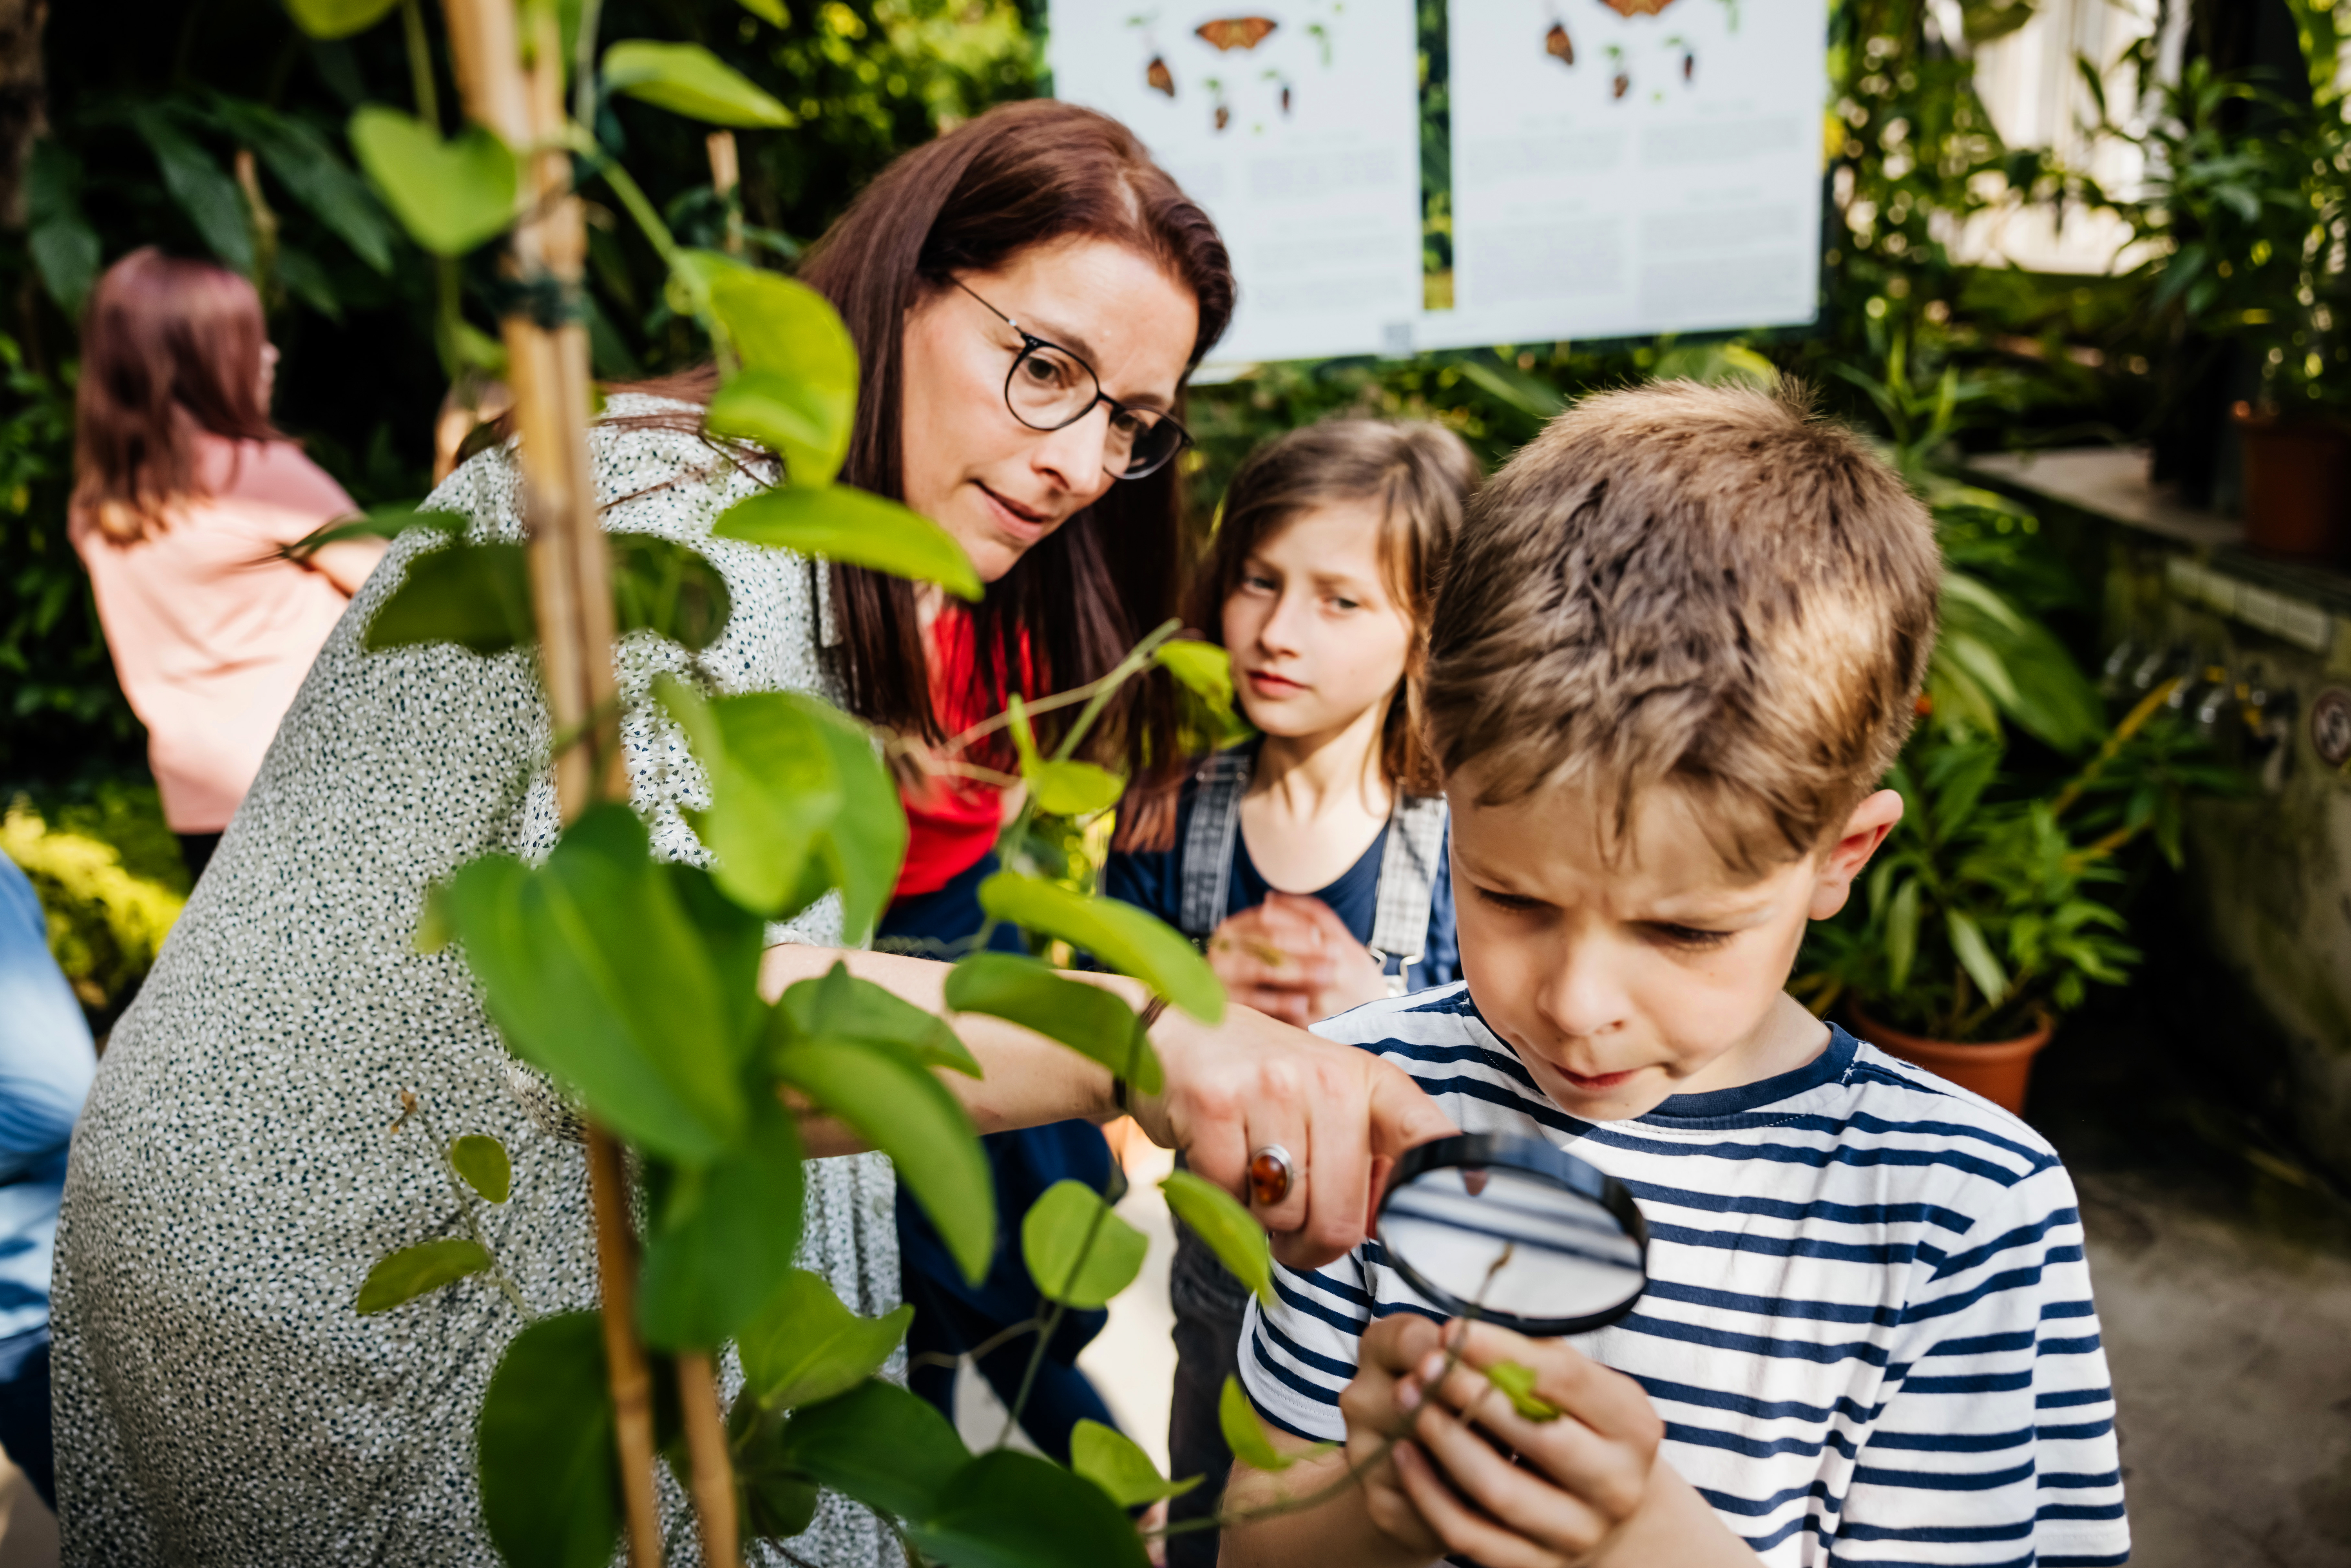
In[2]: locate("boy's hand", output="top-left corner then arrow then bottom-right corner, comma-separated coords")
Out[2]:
1209,894 -> 1391,1025
1340,1315 -> 1463,1559
1387,1321 -> 1666,1567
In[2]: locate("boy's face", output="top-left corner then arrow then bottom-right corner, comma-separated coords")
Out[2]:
1446,764 -> 1903,1122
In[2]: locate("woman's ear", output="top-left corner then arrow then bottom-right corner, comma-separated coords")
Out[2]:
1807,788 -> 1905,921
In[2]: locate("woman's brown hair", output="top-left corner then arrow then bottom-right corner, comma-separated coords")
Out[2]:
794,99 -> 1234,846
72,247 -> 282,542
1190,418 -> 1482,800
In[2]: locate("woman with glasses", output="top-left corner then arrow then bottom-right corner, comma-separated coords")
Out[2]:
52,99 -> 1466,1568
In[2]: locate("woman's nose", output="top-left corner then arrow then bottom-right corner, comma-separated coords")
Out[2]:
1029,403 -> 1116,496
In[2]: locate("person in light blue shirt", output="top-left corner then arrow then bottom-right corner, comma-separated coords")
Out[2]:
0,856 -> 98,1509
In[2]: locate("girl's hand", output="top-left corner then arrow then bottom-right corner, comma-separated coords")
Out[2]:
1388,1322 -> 1665,1568
1208,894 -> 1391,1025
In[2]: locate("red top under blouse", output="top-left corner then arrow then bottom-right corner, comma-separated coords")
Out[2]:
894,606 -> 1030,898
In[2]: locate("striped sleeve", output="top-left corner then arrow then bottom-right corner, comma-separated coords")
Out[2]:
1834,1162 -> 2128,1567
1237,1249 -> 1381,1443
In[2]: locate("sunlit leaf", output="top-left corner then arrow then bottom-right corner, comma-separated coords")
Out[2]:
790,695 -> 908,943
709,369 -> 858,491
781,960 -> 978,1076
1021,1179 -> 1147,1309
736,0 -> 789,22
602,40 -> 797,127
1885,877 -> 1921,995
638,1097 -> 806,1349
715,485 -> 983,602
705,268 -> 858,483
740,1268 -> 915,1412
1159,1169 -> 1271,1306
909,1450 -> 1150,1568
1485,1360 -> 1563,1422
347,108 -> 518,257
611,534 -> 732,652
1070,1419 -> 1202,1508
1155,640 -> 1236,711
363,539 -> 534,656
772,1035 -> 993,1282
1029,760 -> 1126,817
449,1135 -> 512,1204
944,953 -> 1160,1093
477,1312 -> 619,1568
775,1379 -> 969,1521
355,1237 -> 491,1314
1219,1374 -> 1303,1473
1947,909 -> 2010,1006
657,677 -> 839,917
284,0 -> 400,38
437,806 -> 751,1163
979,873 -> 1223,1022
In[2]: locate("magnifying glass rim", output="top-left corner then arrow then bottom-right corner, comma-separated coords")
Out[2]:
1376,1132 -> 1650,1338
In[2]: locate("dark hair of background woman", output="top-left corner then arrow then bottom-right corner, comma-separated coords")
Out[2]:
796,98 -> 1234,847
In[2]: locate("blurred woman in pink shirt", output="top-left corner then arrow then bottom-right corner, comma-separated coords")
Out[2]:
70,249 -> 386,878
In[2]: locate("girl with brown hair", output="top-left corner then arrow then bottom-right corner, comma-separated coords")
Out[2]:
1099,417 -> 1482,1562
51,102 -> 1455,1567
69,248 -> 386,877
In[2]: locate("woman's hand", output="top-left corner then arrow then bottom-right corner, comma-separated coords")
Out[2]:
1132,1000 -> 1458,1271
1208,894 -> 1393,1025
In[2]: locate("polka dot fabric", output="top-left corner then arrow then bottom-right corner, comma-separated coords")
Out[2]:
51,400 -> 903,1567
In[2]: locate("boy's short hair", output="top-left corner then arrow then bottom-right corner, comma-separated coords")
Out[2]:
1422,379 -> 1939,874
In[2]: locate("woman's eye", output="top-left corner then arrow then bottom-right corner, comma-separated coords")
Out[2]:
1329,596 -> 1360,612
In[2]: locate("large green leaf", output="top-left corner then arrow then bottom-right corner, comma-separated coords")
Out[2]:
129,109 -> 252,275
789,695 -> 909,943
347,108 -> 518,257
602,40 -> 797,127
658,678 -> 840,917
1885,877 -> 1921,995
638,1097 -> 807,1349
1154,639 -> 1237,711
1160,1170 -> 1272,1306
449,1135 -> 511,1204
740,1268 -> 915,1412
979,874 -> 1224,1023
705,268 -> 859,486
437,806 -> 750,1163
772,1035 -> 993,1282
354,1238 -> 491,1315
1069,1420 -> 1202,1508
780,960 -> 979,1076
909,1449 -> 1150,1568
1219,1374 -> 1308,1473
1004,696 -> 1126,816
214,97 -> 397,273
1022,1179 -> 1148,1309
611,533 -> 733,652
715,485 -> 983,602
944,953 -> 1161,1094
775,1380 -> 970,1521
284,0 -> 400,38
363,540 -> 535,656
25,142 -> 100,315
1947,909 -> 2011,1007
477,1312 -> 619,1568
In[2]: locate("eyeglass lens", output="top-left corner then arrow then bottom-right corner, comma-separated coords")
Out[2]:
1006,342 -> 1183,478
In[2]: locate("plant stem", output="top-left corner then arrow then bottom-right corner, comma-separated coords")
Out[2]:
678,1349 -> 741,1568
2050,676 -> 2179,818
401,0 -> 440,129
587,1129 -> 665,1568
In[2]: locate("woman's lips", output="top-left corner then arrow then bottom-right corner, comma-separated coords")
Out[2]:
1245,669 -> 1305,696
977,483 -> 1052,541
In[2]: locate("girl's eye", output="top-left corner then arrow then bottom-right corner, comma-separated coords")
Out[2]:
1650,923 -> 1732,951
1329,596 -> 1360,612
1242,572 -> 1277,592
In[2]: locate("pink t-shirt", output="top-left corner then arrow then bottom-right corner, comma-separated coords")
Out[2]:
71,435 -> 359,831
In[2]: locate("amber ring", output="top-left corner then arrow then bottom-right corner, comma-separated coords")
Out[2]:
1247,1144 -> 1295,1208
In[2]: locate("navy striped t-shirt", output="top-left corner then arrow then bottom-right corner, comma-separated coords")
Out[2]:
1240,984 -> 2130,1567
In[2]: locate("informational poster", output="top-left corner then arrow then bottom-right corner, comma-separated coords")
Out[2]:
1045,3 -> 1427,366
1431,0 -> 1828,350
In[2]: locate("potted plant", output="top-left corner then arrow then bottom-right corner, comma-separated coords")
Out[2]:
1796,485 -> 2238,1111
2088,39 -> 2351,557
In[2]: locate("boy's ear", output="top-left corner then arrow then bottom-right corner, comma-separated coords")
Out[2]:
1807,789 -> 1905,921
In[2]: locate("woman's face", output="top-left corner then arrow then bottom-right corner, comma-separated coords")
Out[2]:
898,236 -> 1199,584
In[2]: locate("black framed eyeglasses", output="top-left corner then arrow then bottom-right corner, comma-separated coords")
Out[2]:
951,277 -> 1192,480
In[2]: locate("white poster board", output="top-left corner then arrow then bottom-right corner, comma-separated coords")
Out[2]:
1045,3 -> 1426,366
1430,0 -> 1828,351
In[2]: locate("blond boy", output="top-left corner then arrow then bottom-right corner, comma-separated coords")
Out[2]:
1222,382 -> 2128,1568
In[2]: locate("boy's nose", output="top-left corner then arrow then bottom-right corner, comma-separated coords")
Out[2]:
1535,937 -> 1634,1046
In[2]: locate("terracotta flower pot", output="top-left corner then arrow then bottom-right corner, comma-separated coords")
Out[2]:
1847,1003 -> 2055,1116
2233,402 -> 2351,562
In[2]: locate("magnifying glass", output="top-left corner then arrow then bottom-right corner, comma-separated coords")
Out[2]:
1375,1133 -> 1648,1336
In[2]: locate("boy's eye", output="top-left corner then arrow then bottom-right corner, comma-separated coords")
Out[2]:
1648,922 -> 1732,950
1476,886 -> 1544,914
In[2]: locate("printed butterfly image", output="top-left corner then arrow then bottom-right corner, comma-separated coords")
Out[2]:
1196,16 -> 1278,50
1600,0 -> 1679,14
1147,54 -> 1175,95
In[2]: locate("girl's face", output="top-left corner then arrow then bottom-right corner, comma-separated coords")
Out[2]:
898,236 -> 1198,585
1221,499 -> 1415,744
